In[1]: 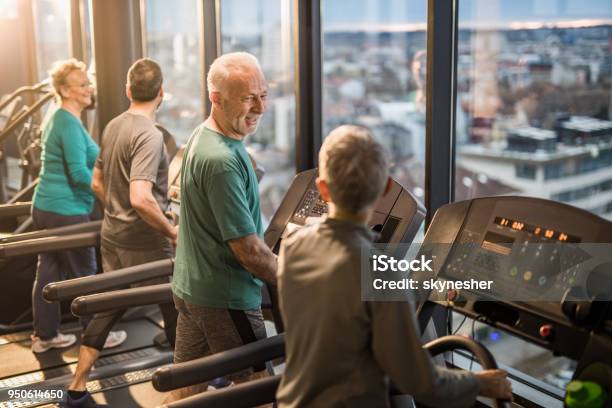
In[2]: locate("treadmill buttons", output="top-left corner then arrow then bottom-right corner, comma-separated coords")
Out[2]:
539,324 -> 554,339
293,189 -> 328,223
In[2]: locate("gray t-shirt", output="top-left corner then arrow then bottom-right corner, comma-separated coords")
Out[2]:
277,217 -> 479,408
96,112 -> 169,250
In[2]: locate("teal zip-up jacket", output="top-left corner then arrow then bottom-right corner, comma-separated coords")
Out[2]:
33,108 -> 100,216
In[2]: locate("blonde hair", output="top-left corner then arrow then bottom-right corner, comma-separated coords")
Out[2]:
319,125 -> 389,213
49,58 -> 87,101
207,52 -> 262,95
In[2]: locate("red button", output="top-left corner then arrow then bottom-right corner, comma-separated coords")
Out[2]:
539,324 -> 554,339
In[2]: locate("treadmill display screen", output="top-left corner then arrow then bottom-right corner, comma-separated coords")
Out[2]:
481,232 -> 514,256
440,211 -> 589,301
494,217 -> 581,243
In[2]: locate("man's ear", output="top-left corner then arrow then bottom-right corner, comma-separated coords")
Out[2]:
158,85 -> 164,100
210,91 -> 221,109
316,177 -> 331,203
125,85 -> 132,101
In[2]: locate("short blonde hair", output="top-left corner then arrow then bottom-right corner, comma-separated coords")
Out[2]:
49,58 -> 87,100
319,125 -> 389,213
207,52 -> 262,95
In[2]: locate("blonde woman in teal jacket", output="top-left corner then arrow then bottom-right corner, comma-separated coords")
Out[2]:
30,59 -> 99,353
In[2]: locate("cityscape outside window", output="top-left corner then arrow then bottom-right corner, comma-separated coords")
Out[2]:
144,0 -> 203,144
322,0 -> 428,204
33,0 -> 70,81
220,0 -> 296,225
454,0 -> 612,393
455,0 -> 612,215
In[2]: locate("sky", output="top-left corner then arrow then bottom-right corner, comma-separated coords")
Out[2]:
3,0 -> 612,36
322,0 -> 612,23
219,0 -> 612,35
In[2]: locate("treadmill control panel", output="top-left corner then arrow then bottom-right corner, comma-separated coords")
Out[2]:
291,188 -> 329,225
418,196 -> 612,361
266,169 -> 426,250
441,204 -> 595,302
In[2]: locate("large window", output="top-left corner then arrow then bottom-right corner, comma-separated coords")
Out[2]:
454,0 -> 612,393
144,0 -> 203,144
33,0 -> 70,80
322,0 -> 428,204
455,0 -> 612,219
220,0 -> 296,225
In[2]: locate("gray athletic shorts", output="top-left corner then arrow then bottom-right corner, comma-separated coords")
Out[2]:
173,294 -> 267,380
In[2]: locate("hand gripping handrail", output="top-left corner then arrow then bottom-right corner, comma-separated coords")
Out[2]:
158,335 -> 511,408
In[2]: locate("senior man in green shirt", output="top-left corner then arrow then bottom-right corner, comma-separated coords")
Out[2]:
168,52 -> 277,402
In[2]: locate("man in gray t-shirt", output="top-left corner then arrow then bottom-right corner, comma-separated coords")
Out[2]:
64,58 -> 179,408
97,111 -> 170,250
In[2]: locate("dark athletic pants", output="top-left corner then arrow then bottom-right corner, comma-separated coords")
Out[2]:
80,242 -> 177,351
32,207 -> 96,340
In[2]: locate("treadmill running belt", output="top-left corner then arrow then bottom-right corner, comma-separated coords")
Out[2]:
0,319 -> 162,379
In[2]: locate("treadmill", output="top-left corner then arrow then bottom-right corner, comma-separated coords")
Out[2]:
154,196 -> 612,408
0,168 -> 424,407
0,219 -> 102,333
0,130 -> 180,334
0,130 -> 183,407
414,196 -> 612,407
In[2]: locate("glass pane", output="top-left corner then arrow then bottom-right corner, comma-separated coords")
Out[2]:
0,1 -> 17,19
144,0 -> 202,145
451,311 -> 576,391
455,0 -> 612,220
33,0 -> 71,81
220,0 -> 296,225
81,0 -> 92,67
322,0 -> 428,204
454,0 -> 612,393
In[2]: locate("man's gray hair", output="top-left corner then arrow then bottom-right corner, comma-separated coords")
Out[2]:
319,125 -> 389,213
207,52 -> 262,95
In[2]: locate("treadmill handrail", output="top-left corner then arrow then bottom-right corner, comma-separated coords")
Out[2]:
161,335 -> 510,408
0,220 -> 101,244
71,283 -> 172,316
0,82 -> 49,113
44,258 -> 174,302
7,178 -> 38,204
0,202 -> 31,219
152,334 -> 285,392
0,92 -> 54,144
161,375 -> 281,408
0,231 -> 99,258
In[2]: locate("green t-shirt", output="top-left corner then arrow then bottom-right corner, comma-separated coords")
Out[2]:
33,108 -> 99,216
172,125 -> 264,310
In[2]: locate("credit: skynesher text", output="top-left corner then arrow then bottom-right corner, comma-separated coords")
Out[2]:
372,278 -> 493,292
